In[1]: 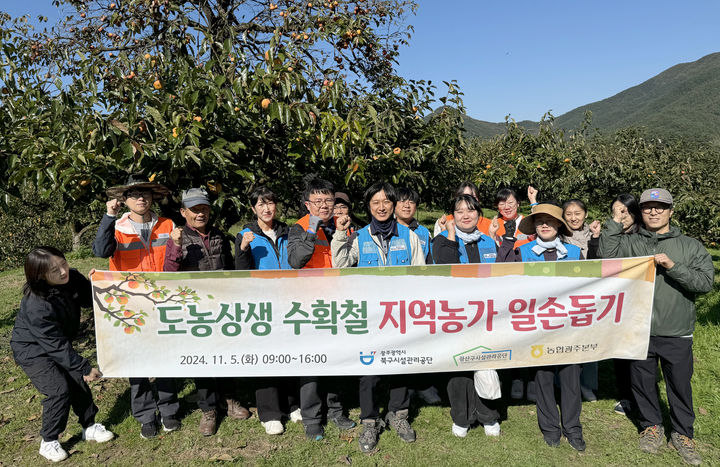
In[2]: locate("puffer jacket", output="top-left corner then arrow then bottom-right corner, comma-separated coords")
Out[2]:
598,219 -> 714,337
10,269 -> 93,375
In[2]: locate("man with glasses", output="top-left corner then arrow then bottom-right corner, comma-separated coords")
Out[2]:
599,188 -> 714,465
92,174 -> 181,439
287,177 -> 356,440
394,187 -> 432,261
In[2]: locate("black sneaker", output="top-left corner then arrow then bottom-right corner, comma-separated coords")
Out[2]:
543,433 -> 561,447
304,423 -> 324,441
359,419 -> 382,453
140,421 -> 158,439
569,437 -> 586,452
161,416 -> 181,432
329,415 -> 357,430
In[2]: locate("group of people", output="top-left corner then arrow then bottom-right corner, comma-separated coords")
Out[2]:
10,174 -> 714,465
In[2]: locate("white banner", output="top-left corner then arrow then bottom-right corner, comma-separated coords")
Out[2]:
91,257 -> 656,377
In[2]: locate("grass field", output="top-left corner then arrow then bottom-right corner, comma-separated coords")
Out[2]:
0,235 -> 718,465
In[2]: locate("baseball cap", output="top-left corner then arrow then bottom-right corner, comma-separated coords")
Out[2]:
182,188 -> 210,208
639,188 -> 673,205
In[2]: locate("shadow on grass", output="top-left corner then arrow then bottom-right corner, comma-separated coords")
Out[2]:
0,308 -> 19,330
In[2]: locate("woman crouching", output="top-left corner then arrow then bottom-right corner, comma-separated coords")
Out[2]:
10,247 -> 113,462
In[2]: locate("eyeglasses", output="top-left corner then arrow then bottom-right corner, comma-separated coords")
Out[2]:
307,198 -> 335,207
125,190 -> 153,199
498,200 -> 517,208
641,206 -> 668,214
255,201 -> 276,209
369,200 -> 393,208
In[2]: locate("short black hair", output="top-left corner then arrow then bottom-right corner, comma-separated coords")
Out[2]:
562,199 -> 587,213
494,188 -> 518,206
250,186 -> 277,206
23,246 -> 66,297
302,177 -> 334,201
364,181 -> 397,211
450,194 -> 481,214
454,181 -> 480,200
396,187 -> 421,205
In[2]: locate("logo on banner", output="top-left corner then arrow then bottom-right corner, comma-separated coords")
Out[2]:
531,345 -> 544,358
359,351 -> 376,365
452,345 -> 512,366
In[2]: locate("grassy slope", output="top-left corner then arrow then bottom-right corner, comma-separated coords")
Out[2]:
1,236 -> 718,466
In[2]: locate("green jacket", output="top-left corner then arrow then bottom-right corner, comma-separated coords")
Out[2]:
598,220 -> 714,337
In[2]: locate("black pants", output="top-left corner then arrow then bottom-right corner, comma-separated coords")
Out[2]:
129,377 -> 180,424
614,359 -> 633,401
299,377 -> 343,425
447,373 -> 499,427
535,364 -> 582,440
196,378 -> 236,412
631,336 -> 694,437
256,377 -> 299,422
21,358 -> 98,442
358,375 -> 409,421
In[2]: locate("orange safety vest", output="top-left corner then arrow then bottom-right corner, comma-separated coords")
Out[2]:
295,214 -> 335,269
496,215 -> 534,247
445,214 -> 493,235
109,212 -> 175,272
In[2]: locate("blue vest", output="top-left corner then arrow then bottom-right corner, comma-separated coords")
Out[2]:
357,224 -> 412,267
518,240 -> 581,262
412,224 -> 431,259
439,230 -> 497,264
240,228 -> 290,270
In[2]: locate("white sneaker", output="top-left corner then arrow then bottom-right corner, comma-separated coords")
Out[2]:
510,379 -> 523,400
39,440 -> 68,462
451,423 -> 468,438
289,408 -> 302,423
261,420 -> 284,435
82,423 -> 115,443
527,381 -> 537,402
417,386 -> 442,405
483,421 -> 501,436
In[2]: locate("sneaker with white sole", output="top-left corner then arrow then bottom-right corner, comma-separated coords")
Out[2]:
289,408 -> 302,423
510,379 -> 523,400
417,386 -> 442,405
261,420 -> 284,435
614,399 -> 632,416
452,423 -> 468,438
39,440 -> 68,463
82,423 -> 115,443
483,421 -> 501,437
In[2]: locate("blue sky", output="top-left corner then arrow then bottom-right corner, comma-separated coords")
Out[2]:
5,0 -> 720,122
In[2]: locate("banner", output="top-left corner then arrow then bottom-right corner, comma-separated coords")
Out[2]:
91,257 -> 656,377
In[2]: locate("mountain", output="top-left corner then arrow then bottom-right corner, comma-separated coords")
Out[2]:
461,52 -> 720,145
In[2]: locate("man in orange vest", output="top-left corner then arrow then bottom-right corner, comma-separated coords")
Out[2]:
92,174 -> 181,440
287,177 -> 356,440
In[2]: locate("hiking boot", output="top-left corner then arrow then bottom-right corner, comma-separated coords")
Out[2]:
510,379 -> 523,399
385,409 -> 416,443
261,420 -> 284,435
199,410 -> 217,436
614,399 -> 632,416
543,433 -> 561,448
39,440 -> 68,462
329,415 -> 357,430
304,423 -> 324,441
669,432 -> 702,465
359,419 -> 383,453
82,423 -> 115,443
140,420 -> 158,439
225,399 -> 251,420
569,437 -> 587,452
289,408 -> 302,423
639,424 -> 665,454
161,416 -> 181,432
452,423 -> 469,438
417,386 -> 442,405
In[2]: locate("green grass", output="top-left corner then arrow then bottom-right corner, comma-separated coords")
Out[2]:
1,251 -> 718,465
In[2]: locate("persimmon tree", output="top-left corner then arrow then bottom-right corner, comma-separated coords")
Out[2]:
1,0 -> 466,233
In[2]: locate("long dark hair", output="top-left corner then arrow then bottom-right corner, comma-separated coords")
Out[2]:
23,246 -> 66,297
611,193 -> 643,232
